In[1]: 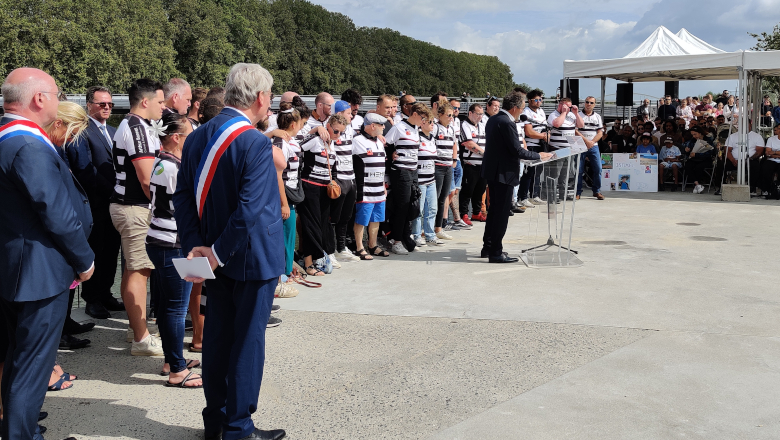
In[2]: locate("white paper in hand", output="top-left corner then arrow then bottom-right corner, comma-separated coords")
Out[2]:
172,257 -> 216,280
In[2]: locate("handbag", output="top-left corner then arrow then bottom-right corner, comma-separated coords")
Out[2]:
406,181 -> 422,222
325,144 -> 341,199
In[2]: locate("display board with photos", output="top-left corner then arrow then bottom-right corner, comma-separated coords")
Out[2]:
600,153 -> 658,192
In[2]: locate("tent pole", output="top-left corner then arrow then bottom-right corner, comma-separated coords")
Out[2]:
563,78 -> 568,100
600,77 -> 606,117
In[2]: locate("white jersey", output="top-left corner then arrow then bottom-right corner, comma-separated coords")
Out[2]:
523,107 -> 547,149
433,122 -> 457,167
460,118 -> 486,166
111,113 -> 161,206
417,132 -> 437,186
333,129 -> 355,181
547,110 -> 577,150
726,132 -> 764,160
300,135 -> 336,186
273,137 -> 302,190
352,134 -> 387,203
351,114 -> 364,133
146,152 -> 180,248
385,119 -> 420,171
578,111 -> 603,141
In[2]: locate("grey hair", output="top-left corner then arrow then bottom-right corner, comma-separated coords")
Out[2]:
224,63 -> 273,109
1,74 -> 49,105
501,91 -> 526,111
163,78 -> 190,100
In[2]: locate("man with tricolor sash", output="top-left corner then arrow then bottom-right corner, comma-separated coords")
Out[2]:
173,63 -> 286,440
0,67 -> 94,440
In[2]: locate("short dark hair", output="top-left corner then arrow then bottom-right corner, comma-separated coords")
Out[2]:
430,91 -> 447,107
292,96 -> 311,120
340,89 -> 362,105
192,87 -> 208,104
400,94 -> 416,106
468,103 -> 483,113
159,112 -> 188,142
527,90 -> 543,101
206,86 -> 225,100
128,79 -> 163,108
198,97 -> 225,124
502,91 -> 526,111
86,86 -> 112,103
487,96 -> 501,108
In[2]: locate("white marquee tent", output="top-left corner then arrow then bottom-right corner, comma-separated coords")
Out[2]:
561,26 -> 780,191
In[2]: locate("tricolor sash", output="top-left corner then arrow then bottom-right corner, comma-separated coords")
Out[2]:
0,119 -> 58,153
194,116 -> 254,218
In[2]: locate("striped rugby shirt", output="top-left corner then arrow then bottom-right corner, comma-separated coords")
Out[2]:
460,118 -> 486,166
146,152 -> 180,248
546,110 -> 577,150
523,107 -> 547,149
577,111 -> 603,142
352,132 -> 387,203
300,135 -> 336,186
333,128 -> 355,181
417,131 -> 437,186
433,122 -> 457,166
350,114 -> 364,133
385,119 -> 420,171
111,113 -> 160,206
273,137 -> 302,190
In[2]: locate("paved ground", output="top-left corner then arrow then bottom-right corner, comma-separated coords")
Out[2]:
42,190 -> 780,439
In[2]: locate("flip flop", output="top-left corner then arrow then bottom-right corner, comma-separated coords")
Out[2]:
47,375 -> 73,391
164,371 -> 203,388
188,343 -> 202,353
161,359 -> 200,375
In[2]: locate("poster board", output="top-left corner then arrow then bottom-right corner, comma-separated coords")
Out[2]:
600,153 -> 658,192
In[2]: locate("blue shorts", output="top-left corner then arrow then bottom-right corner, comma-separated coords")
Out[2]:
355,201 -> 386,226
452,160 -> 463,191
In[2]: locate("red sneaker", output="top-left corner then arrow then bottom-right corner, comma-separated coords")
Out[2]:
462,214 -> 473,226
472,212 -> 487,222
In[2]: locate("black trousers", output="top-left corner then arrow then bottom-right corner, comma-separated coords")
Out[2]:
328,179 -> 357,252
389,168 -> 416,241
80,209 -> 120,304
686,159 -> 710,184
298,181 -> 332,260
1,290 -> 68,440
725,158 -> 761,191
434,165 -> 453,228
459,163 -> 486,217
482,181 -> 513,257
760,159 -> 780,193
517,166 -> 536,201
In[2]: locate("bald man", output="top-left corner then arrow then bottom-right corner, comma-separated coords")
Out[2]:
264,91 -> 300,135
307,92 -> 334,130
0,68 -> 93,440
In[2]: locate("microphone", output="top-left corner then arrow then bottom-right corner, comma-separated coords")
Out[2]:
519,114 -> 528,122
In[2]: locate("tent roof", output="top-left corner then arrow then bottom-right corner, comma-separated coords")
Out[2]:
563,27 -> 780,81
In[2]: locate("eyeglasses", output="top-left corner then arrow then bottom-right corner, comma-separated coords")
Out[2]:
473,112 -> 484,117
90,101 -> 114,109
403,101 -> 417,106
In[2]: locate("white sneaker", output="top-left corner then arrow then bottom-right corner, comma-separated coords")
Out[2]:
337,249 -> 359,262
126,325 -> 159,343
436,230 -> 453,240
131,334 -> 164,356
391,242 -> 409,255
275,282 -> 299,298
693,184 -> 704,194
427,237 -> 445,246
531,197 -> 544,205
328,254 -> 342,269
520,199 -> 535,208
453,220 -> 472,230
413,235 -> 426,247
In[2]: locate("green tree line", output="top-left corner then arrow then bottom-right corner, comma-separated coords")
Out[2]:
751,23 -> 780,97
0,0 -> 517,97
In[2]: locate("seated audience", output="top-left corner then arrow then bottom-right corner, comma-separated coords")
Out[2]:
658,138 -> 682,191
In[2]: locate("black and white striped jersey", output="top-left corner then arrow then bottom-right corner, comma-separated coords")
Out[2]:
111,113 -> 160,206
546,110 -> 577,150
352,133 -> 387,203
273,137 -> 302,190
333,129 -> 355,181
523,107 -> 547,148
351,114 -> 364,133
577,111 -> 603,141
300,135 -> 336,186
417,132 -> 437,186
146,152 -> 180,248
459,118 -> 486,166
385,119 -> 420,171
433,122 -> 457,167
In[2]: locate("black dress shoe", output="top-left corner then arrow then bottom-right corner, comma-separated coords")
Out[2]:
39,412 -> 48,422
204,432 -> 222,440
488,253 -> 519,263
103,296 -> 125,312
64,319 -> 95,335
59,334 -> 91,350
85,302 -> 111,319
240,428 -> 286,440
508,210 -> 514,216
39,425 -> 46,435
480,247 -> 490,258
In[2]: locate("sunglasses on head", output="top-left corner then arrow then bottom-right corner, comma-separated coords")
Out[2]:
91,101 -> 114,109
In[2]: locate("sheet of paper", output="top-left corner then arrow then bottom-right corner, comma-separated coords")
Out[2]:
172,257 -> 216,280
564,135 -> 588,153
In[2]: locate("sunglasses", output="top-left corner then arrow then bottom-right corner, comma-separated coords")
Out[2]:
585,101 -> 596,104
91,101 -> 115,109
444,113 -> 453,118
404,101 -> 418,106
331,129 -> 343,135
532,98 -> 543,102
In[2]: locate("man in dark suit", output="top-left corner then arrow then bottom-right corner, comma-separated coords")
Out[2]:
66,86 -> 124,320
0,68 -> 94,440
173,63 -> 286,440
481,91 -> 552,263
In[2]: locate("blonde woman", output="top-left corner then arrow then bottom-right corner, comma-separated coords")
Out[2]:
41,100 -> 90,393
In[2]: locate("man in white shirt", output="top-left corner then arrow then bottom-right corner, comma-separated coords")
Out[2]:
575,96 -> 605,200
726,122 -> 765,195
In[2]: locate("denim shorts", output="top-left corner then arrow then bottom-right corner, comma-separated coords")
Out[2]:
451,160 -> 463,191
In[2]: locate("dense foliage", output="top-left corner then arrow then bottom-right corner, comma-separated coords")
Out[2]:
0,0 -> 517,96
751,23 -> 780,95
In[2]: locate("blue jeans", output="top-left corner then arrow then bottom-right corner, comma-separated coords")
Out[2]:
451,160 -> 463,191
412,182 -> 438,239
577,145 -> 602,196
146,244 -> 193,373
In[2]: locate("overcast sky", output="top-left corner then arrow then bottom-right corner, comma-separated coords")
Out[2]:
309,0 -> 780,100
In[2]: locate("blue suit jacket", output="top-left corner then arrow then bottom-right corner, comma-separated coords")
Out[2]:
0,116 -> 95,302
482,111 -> 541,186
66,120 -> 116,210
173,108 -> 284,282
